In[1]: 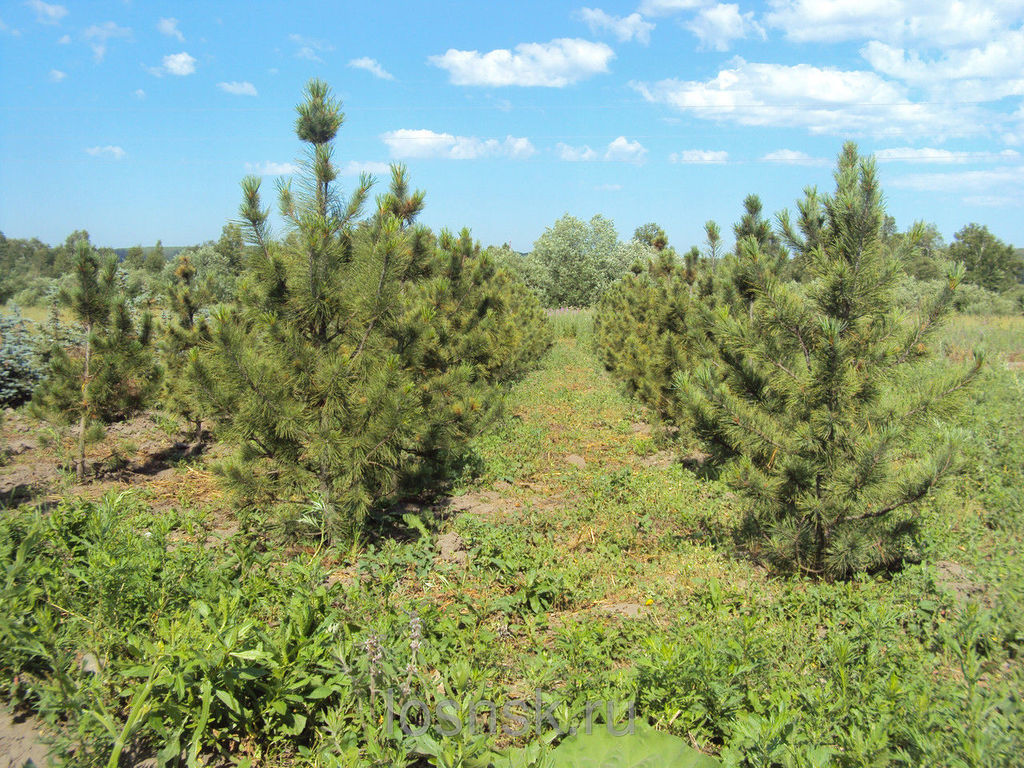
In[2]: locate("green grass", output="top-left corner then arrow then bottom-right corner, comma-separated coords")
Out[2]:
934,314 -> 1024,364
1,311 -> 1023,767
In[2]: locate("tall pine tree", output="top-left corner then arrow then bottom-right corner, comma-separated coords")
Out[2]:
677,143 -> 982,577
162,254 -> 211,443
191,80 -> 550,543
32,242 -> 158,479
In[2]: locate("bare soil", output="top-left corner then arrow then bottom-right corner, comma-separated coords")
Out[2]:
0,708 -> 50,768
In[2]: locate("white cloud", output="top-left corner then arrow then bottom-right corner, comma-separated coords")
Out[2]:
557,143 -> 599,161
340,160 -> 392,176
429,38 -> 614,87
57,33 -> 69,44
761,149 -> 827,165
875,147 -> 1021,163
765,0 -> 1020,47
152,51 -> 197,76
604,136 -> 648,163
83,21 -> 131,61
382,129 -> 537,160
157,17 -> 184,42
86,145 -> 125,160
578,8 -> 654,44
631,59 -> 978,138
48,68 -> 65,82
349,57 -> 394,80
687,4 -> 765,51
638,0 -> 709,17
862,32 -> 1024,100
218,80 -> 257,96
27,0 -> 67,25
1003,107 -> 1024,146
289,33 -> 332,63
557,136 -> 647,163
133,89 -> 145,98
1,17 -> 21,36
670,149 -> 728,163
246,161 -> 298,176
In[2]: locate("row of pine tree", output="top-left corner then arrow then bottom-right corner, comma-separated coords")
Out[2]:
28,80 -> 552,544
596,143 -> 983,579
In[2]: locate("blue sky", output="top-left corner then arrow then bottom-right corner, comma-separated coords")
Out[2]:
1,1 -> 1023,253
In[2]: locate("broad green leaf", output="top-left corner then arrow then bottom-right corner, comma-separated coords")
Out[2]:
548,723 -> 720,768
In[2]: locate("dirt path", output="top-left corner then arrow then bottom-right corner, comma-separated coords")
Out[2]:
0,708 -> 51,768
424,327 -> 738,625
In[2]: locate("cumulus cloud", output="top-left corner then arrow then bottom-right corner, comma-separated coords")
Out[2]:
289,33 -> 332,63
557,136 -> 647,163
48,69 -> 66,82
133,89 -> 145,98
578,8 -> 654,44
83,21 -> 131,61
246,161 -> 298,176
349,57 -> 394,80
382,129 -> 536,160
862,31 -> 1024,100
638,0 -> 709,17
27,0 -> 66,25
670,149 -> 728,163
429,38 -> 614,87
688,4 -> 765,51
148,51 -> 196,76
57,33 -> 69,43
157,17 -> 184,42
761,149 -> 827,165
604,136 -> 648,162
631,59 -> 979,138
218,80 -> 257,96
86,145 -> 125,160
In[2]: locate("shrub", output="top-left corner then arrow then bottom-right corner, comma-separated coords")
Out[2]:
0,308 -> 45,408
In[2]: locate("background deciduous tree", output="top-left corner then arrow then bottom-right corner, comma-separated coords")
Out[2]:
949,223 -> 1023,293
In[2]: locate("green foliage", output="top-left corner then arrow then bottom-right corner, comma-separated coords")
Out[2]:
776,186 -> 824,280
635,582 -> 1024,768
678,144 -> 982,577
2,316 -> 1024,767
161,254 -> 212,441
526,214 -> 640,307
191,80 -> 549,544
633,222 -> 669,252
594,250 -> 696,424
145,239 -> 167,274
30,242 -> 160,477
0,308 -> 46,407
948,223 -> 1022,294
897,277 -> 1020,316
598,143 -> 984,578
543,722 -> 720,767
